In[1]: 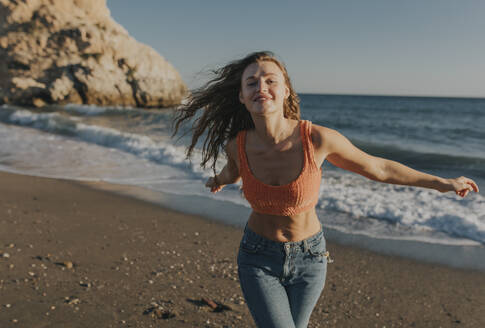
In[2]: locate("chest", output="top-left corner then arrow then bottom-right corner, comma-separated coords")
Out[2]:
244,141 -> 304,186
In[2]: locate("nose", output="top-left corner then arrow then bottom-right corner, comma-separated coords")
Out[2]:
256,79 -> 267,92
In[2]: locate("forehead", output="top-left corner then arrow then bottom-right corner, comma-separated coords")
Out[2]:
242,61 -> 284,80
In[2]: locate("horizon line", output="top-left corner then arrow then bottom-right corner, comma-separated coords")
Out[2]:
296,92 -> 485,100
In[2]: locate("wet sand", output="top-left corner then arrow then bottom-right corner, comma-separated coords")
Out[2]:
0,171 -> 484,327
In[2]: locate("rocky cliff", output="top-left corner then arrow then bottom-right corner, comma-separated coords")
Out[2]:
0,0 -> 187,108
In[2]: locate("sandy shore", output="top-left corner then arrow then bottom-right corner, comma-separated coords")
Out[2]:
0,171 -> 484,328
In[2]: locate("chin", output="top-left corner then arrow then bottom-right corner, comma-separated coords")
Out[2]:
247,101 -> 281,115
250,108 -> 279,117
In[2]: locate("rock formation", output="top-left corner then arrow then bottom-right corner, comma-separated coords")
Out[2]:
0,0 -> 187,108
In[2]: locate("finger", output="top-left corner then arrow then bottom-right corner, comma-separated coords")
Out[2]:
467,180 -> 479,193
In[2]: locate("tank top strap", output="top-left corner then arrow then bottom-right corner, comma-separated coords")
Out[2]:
301,120 -> 318,169
236,129 -> 249,176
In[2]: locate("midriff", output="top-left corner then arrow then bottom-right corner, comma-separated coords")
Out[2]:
247,207 -> 322,242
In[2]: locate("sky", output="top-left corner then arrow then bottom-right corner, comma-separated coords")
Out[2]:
107,0 -> 485,98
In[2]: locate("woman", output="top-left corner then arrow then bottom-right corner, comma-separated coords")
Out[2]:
172,51 -> 479,328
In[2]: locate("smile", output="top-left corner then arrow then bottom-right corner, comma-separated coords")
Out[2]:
254,96 -> 272,102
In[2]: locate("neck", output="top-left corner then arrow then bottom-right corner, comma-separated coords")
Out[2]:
250,113 -> 296,145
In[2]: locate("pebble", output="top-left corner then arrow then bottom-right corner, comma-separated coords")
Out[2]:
79,281 -> 91,288
65,297 -> 80,305
63,261 -> 73,269
1,252 -> 10,258
5,304 -> 12,308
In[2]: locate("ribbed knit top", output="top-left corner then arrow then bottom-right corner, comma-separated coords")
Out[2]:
237,120 -> 322,216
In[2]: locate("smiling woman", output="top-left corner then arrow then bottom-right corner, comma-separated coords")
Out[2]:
239,62 -> 290,117
172,51 -> 300,173
171,51 -> 479,328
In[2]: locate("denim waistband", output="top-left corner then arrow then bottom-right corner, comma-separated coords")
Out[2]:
242,222 -> 324,251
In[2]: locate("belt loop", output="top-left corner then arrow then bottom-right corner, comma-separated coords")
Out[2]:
284,243 -> 290,255
303,240 -> 309,253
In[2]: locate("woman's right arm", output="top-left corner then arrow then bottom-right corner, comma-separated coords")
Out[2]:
312,125 -> 478,197
205,138 -> 241,193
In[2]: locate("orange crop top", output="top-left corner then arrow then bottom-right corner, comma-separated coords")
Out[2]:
237,120 -> 322,216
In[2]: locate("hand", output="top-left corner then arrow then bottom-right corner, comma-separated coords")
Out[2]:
205,175 -> 225,193
447,176 -> 479,198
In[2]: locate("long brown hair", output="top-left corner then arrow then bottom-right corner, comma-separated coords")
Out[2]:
172,51 -> 300,174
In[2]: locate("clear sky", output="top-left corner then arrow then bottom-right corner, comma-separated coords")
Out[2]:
107,0 -> 485,98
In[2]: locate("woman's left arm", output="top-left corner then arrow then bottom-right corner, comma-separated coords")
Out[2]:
314,126 -> 479,198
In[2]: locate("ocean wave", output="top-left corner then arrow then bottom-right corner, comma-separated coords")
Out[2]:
0,107 -> 216,179
351,139 -> 485,176
319,172 -> 485,244
64,104 -> 138,116
1,106 -> 484,245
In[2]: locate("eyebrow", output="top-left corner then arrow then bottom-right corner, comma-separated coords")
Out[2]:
245,73 -> 278,81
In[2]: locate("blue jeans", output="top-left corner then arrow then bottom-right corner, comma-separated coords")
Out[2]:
237,223 -> 328,328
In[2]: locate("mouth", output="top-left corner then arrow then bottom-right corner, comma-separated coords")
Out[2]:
253,95 -> 272,102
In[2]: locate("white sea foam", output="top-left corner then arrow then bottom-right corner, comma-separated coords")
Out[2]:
1,108 -> 213,177
64,104 -> 138,116
1,106 -> 484,246
318,171 -> 485,244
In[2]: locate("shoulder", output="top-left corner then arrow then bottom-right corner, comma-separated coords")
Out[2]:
309,122 -> 342,151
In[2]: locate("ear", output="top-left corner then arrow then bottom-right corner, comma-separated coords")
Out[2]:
284,85 -> 290,99
239,90 -> 244,104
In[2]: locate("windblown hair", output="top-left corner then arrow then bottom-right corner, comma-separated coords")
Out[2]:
172,51 -> 300,174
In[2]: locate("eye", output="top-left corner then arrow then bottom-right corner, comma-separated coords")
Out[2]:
267,79 -> 275,84
247,81 -> 256,86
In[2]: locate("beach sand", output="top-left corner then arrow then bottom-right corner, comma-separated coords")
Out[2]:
0,171 -> 484,328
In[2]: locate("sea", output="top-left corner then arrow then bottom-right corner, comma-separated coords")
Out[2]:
1,94 -> 484,270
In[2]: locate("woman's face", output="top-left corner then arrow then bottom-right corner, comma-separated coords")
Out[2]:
239,61 -> 289,117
